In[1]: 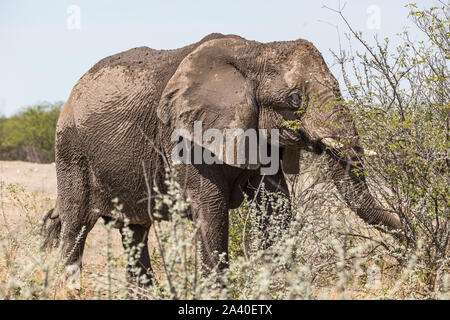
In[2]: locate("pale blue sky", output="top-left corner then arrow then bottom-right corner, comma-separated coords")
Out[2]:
0,0 -> 435,116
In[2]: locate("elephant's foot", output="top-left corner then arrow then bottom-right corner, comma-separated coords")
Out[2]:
65,262 -> 82,290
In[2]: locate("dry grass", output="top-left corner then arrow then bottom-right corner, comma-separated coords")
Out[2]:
0,161 -> 125,299
0,160 -> 448,300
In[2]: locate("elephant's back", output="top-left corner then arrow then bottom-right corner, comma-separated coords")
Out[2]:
56,33 -> 247,153
54,33 -> 245,222
63,33 -> 244,129
86,33 -> 245,79
84,46 -> 181,92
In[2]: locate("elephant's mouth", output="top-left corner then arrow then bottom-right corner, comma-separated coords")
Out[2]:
283,126 -> 325,155
302,134 -> 330,155
283,127 -> 375,159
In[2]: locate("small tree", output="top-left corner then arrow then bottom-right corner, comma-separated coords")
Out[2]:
322,2 -> 448,293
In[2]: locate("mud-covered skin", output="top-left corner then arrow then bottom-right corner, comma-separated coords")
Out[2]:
45,33 -> 402,284
57,34 -> 245,227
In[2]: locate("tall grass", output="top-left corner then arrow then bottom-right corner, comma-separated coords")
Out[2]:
0,163 -> 448,299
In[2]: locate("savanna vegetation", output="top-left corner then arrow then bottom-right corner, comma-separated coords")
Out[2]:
0,3 -> 448,299
0,102 -> 62,163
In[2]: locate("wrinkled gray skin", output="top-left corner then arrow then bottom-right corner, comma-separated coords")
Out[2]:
42,33 -> 403,284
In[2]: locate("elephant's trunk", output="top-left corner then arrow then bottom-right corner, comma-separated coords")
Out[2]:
324,144 -> 403,238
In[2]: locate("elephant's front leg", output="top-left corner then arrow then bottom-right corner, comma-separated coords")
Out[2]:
181,164 -> 231,273
244,170 -> 291,249
191,195 -> 229,272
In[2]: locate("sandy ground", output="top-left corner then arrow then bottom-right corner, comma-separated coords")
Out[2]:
0,161 -> 57,197
0,160 -> 129,297
0,160 -> 123,248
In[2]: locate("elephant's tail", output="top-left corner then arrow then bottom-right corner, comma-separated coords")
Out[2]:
41,208 -> 61,249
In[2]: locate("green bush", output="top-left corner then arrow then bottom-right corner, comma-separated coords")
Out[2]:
0,102 -> 63,163
326,2 -> 449,291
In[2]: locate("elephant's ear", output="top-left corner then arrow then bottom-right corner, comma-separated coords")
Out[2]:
157,38 -> 259,169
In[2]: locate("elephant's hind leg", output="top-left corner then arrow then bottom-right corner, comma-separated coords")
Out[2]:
56,155 -> 100,285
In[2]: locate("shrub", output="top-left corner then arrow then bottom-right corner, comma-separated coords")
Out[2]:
323,2 -> 449,295
0,102 -> 62,163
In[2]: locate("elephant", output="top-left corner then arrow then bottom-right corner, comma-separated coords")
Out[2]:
42,33 -> 403,285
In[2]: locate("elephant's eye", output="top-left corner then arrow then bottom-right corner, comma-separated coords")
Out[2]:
287,93 -> 302,108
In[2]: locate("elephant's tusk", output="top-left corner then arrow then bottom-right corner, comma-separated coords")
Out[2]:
321,138 -> 344,150
364,149 -> 377,157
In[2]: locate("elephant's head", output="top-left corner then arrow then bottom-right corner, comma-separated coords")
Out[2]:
158,36 -> 403,235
